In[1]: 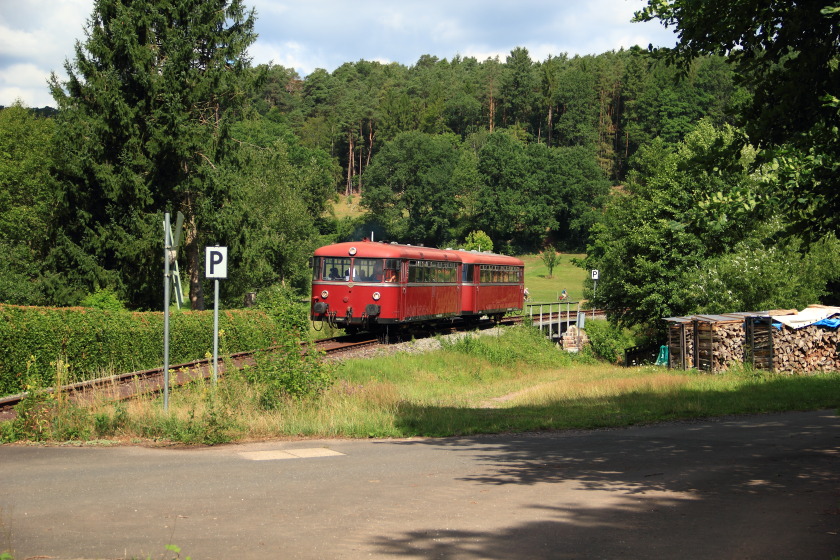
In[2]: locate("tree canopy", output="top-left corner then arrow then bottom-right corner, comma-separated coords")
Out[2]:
48,0 -> 262,309
635,0 -> 840,237
4,0 -> 838,324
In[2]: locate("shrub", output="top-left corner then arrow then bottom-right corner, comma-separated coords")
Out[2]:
255,284 -> 310,337
245,336 -> 334,408
80,288 -> 127,312
0,304 -> 290,396
583,319 -> 638,363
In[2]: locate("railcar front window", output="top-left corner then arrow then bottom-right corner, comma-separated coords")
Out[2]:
320,257 -> 352,281
383,259 -> 400,282
352,258 -> 377,281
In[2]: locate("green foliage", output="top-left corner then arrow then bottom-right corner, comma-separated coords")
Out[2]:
472,131 -> 610,251
0,304 -> 286,397
93,403 -> 128,437
0,103 -> 56,306
246,342 -> 333,408
254,284 -> 310,338
679,229 -> 840,313
582,319 -> 639,364
49,0 -> 259,310
213,115 -> 340,302
2,375 -> 57,442
636,0 -> 840,260
462,230 -> 493,252
152,391 -> 234,445
582,121 -> 779,332
362,131 -> 462,245
80,288 -> 127,312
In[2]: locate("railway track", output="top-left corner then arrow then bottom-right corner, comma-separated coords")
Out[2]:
0,334 -> 380,420
0,311 -> 607,420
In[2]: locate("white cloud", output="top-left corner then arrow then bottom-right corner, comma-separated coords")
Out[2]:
0,63 -> 56,108
0,0 -> 678,107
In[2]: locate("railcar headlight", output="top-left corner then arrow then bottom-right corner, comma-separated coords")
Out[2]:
349,247 -> 357,256
372,291 -> 381,301
321,290 -> 329,299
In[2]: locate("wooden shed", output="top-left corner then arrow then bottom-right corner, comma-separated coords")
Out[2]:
663,306 -> 840,374
665,313 -> 752,373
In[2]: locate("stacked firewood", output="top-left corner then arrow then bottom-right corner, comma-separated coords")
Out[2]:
666,311 -> 839,373
772,324 -> 840,373
697,321 -> 746,372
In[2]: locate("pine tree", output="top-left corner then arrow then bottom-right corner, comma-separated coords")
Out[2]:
49,0 -> 257,309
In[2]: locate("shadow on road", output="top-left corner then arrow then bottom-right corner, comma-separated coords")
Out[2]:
373,410 -> 840,559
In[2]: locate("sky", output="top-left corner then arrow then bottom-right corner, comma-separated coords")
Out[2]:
0,0 -> 678,109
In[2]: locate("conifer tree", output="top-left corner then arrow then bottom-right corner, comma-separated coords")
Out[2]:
49,0 -> 257,309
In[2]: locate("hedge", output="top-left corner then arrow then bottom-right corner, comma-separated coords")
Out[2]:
0,304 -> 288,397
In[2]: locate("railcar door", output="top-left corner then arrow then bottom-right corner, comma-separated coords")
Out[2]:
399,259 -> 408,322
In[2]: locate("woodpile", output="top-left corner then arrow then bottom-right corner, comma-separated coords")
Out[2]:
772,324 -> 840,373
695,319 -> 746,373
664,307 -> 840,374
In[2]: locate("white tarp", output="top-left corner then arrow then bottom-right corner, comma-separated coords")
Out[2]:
771,305 -> 840,329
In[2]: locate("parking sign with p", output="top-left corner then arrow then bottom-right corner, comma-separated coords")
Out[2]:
206,246 -> 228,279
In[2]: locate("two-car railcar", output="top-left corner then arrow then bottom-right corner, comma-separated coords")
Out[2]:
310,241 -> 524,334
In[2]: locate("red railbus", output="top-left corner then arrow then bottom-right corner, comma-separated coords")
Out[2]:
310,241 -> 524,334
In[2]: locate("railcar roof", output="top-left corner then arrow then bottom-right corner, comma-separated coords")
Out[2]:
455,250 -> 524,266
313,241 -> 523,266
314,241 -> 461,261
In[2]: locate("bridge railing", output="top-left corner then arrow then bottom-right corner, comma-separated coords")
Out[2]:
525,300 -> 582,337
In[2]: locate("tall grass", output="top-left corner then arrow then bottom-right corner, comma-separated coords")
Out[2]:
2,326 -> 838,444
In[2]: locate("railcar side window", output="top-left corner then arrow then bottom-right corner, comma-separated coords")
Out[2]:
408,260 -> 457,283
479,265 -> 523,284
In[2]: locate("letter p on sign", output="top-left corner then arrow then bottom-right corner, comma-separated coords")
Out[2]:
206,246 -> 228,279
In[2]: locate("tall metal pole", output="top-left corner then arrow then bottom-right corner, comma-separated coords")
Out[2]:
163,213 -> 171,411
212,278 -> 220,384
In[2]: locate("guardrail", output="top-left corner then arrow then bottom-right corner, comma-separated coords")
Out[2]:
525,300 -> 587,338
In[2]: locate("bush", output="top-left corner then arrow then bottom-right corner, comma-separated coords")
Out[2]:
583,319 -> 638,363
255,284 -> 310,337
245,336 -> 333,408
80,288 -> 126,312
0,304 -> 292,396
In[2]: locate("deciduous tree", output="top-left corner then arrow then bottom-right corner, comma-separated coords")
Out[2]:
635,0 -> 840,237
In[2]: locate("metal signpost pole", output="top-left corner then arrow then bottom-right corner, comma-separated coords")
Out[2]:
163,213 -> 171,411
213,278 -> 220,384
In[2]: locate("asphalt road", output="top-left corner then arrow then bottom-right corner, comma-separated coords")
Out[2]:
1,410 -> 838,559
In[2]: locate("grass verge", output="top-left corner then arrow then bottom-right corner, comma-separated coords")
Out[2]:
1,326 -> 838,444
